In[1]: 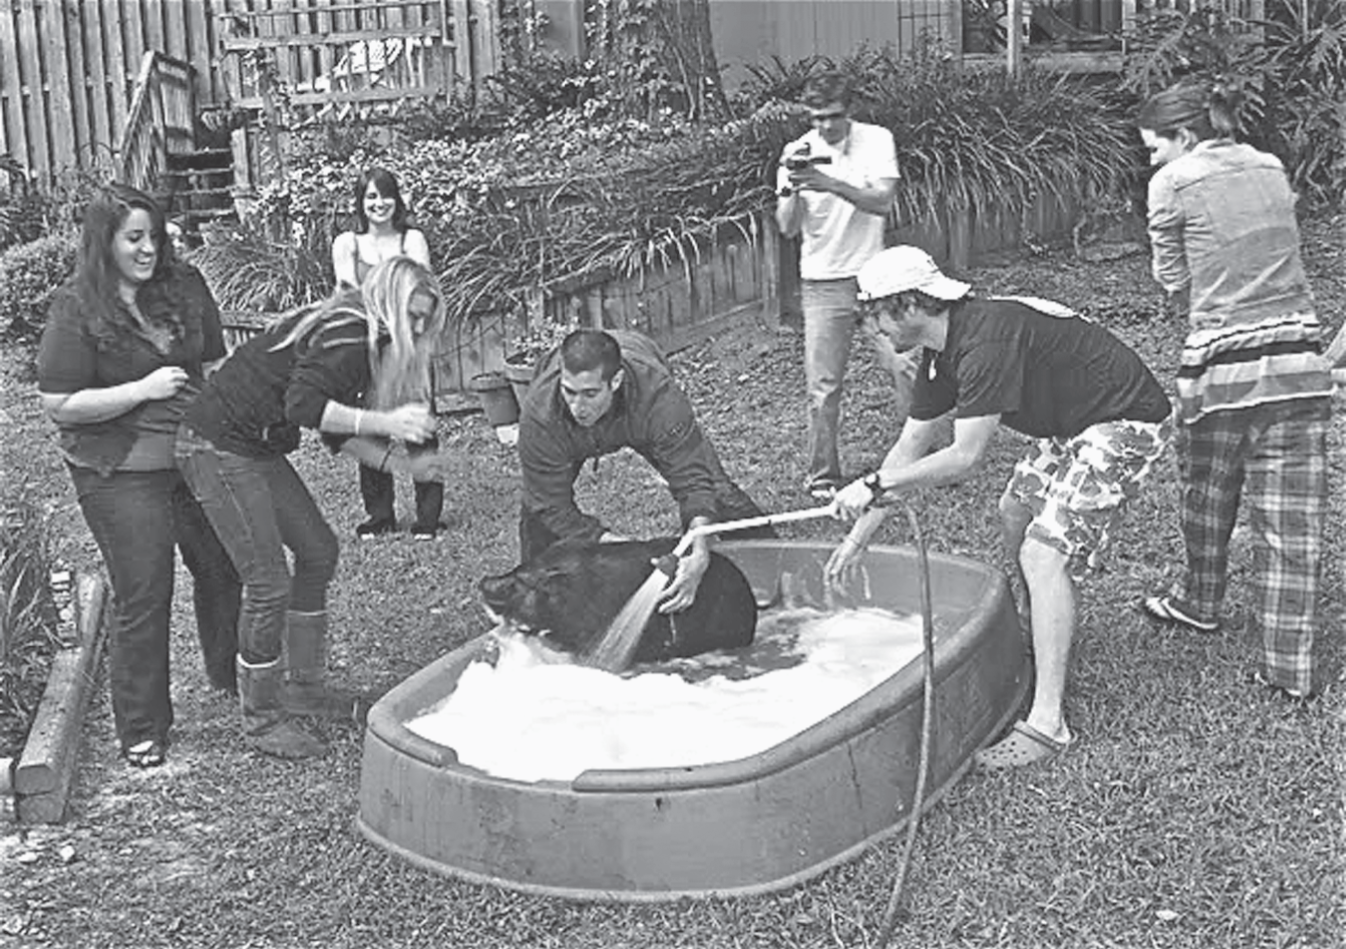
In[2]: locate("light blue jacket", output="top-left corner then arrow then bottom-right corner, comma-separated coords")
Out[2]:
1147,139 -> 1315,327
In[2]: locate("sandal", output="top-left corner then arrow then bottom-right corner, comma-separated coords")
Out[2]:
975,721 -> 1072,771
1140,594 -> 1218,633
123,739 -> 166,769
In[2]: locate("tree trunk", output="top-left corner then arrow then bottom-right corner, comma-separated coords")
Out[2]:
637,0 -> 730,123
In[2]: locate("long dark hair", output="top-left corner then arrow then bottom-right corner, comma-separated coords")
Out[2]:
75,184 -> 185,340
76,184 -> 169,300
352,167 -> 410,234
1136,82 -> 1241,142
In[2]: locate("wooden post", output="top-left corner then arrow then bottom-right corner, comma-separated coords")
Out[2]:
760,211 -> 781,331
1006,0 -> 1024,75
947,0 -> 963,63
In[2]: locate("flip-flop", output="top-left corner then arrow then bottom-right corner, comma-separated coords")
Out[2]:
1140,595 -> 1218,633
975,721 -> 1071,771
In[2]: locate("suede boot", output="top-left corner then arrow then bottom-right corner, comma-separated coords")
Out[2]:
236,657 -> 327,759
281,610 -> 373,724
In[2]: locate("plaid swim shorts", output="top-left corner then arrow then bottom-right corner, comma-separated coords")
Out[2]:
1007,416 -> 1174,567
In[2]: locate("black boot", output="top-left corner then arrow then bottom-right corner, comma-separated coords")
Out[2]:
237,657 -> 327,759
357,464 -> 396,537
411,480 -> 445,540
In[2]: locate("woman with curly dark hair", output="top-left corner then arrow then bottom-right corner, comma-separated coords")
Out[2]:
37,184 -> 241,768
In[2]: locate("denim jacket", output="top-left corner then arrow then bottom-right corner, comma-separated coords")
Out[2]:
1147,139 -> 1315,327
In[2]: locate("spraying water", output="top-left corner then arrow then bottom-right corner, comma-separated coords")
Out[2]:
582,505 -> 836,673
583,556 -> 675,671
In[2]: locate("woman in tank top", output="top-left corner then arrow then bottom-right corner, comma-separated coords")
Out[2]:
330,168 -> 444,539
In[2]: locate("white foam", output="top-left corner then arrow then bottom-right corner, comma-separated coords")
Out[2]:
407,607 -> 926,783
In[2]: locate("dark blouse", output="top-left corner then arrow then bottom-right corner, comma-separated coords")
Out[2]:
183,290 -> 377,458
37,262 -> 225,476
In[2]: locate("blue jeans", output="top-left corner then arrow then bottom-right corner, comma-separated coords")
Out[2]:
802,278 -> 916,487
68,465 -> 240,750
176,428 -> 338,663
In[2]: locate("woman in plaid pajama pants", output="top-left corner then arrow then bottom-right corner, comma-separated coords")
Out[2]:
1137,83 -> 1333,699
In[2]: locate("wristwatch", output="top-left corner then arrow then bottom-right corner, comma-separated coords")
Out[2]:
863,471 -> 885,504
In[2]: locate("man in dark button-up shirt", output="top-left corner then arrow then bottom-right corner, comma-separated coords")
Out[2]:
517,329 -> 770,613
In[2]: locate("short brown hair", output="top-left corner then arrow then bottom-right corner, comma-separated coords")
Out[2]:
801,71 -> 852,110
560,329 -> 622,381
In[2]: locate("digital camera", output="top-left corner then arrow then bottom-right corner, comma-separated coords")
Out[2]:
784,154 -> 833,172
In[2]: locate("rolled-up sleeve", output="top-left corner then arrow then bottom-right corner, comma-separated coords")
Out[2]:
519,412 -> 604,542
1147,171 -> 1189,294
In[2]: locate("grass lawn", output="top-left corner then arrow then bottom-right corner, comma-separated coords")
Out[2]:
0,217 -> 1342,949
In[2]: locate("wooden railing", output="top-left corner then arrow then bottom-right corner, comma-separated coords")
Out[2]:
116,52 -> 197,193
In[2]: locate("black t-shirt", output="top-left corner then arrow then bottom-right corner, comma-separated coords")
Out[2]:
909,298 -> 1170,438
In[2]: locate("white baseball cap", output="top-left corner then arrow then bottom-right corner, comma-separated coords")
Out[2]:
857,246 -> 971,302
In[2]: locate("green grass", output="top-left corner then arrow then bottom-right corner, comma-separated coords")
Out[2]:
0,215 -> 1341,949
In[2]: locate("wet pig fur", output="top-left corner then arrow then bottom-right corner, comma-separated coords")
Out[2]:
479,538 -> 756,662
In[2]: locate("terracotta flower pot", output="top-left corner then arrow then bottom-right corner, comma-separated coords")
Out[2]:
469,371 -> 520,427
503,355 -> 537,407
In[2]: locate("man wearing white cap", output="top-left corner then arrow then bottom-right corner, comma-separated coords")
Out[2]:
828,245 -> 1174,769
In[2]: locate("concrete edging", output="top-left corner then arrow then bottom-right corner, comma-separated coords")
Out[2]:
8,571 -> 109,824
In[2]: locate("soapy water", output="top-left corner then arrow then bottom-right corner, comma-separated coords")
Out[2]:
407,606 -> 928,783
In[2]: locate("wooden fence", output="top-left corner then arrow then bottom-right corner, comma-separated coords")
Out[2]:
0,0 -> 500,189
430,213 -> 782,408
116,52 -> 198,193
0,0 -> 227,188
215,0 -> 494,122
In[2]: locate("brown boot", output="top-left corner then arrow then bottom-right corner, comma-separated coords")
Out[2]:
237,657 -> 327,759
281,611 -> 373,724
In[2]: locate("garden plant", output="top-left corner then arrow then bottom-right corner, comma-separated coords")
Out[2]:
0,14 -> 1343,946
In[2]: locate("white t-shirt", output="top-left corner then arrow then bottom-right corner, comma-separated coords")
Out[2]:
776,121 -> 899,280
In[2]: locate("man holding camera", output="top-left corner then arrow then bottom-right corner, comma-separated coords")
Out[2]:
776,71 -> 903,501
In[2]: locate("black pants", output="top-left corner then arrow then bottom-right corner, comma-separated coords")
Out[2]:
359,435 -> 443,529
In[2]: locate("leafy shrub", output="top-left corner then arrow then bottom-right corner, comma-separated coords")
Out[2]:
1260,0 -> 1346,204
0,232 -> 78,339
191,211 -> 337,314
0,498 -> 58,759
1121,0 -> 1346,205
221,43 -> 1135,329
0,163 -> 104,255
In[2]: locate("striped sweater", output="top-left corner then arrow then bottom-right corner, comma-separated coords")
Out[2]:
1148,139 -> 1332,422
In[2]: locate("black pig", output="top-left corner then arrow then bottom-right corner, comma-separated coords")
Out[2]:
478,538 -> 756,663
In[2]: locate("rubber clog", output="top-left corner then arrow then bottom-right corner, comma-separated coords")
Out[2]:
974,721 -> 1071,771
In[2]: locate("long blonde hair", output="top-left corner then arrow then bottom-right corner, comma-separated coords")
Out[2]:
363,256 -> 446,409
269,256 -> 446,409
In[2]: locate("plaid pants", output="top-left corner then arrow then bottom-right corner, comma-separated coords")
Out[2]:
1176,397 -> 1330,695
